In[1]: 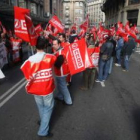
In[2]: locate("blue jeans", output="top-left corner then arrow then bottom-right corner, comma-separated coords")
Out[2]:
124,55 -> 130,70
116,49 -> 121,64
56,76 -> 72,104
34,93 -> 54,136
108,57 -> 113,74
98,58 -> 111,81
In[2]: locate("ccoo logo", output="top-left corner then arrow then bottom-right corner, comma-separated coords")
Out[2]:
72,43 -> 78,49
14,19 -> 27,30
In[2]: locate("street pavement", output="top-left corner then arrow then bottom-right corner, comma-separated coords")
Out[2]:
0,51 -> 140,140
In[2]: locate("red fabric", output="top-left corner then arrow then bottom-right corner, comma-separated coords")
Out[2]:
88,47 -> 100,68
91,26 -> 97,32
45,23 -> 60,36
135,39 -> 140,44
79,14 -> 89,31
35,24 -> 43,35
66,74 -> 71,83
54,48 -> 70,76
21,54 -> 56,96
78,28 -> 86,38
129,26 -> 137,39
25,15 -> 38,46
65,38 -> 92,75
109,26 -> 116,36
90,26 -> 97,40
61,42 -> 70,48
131,25 -> 139,34
46,24 -> 53,34
117,22 -> 129,42
71,23 -> 77,32
125,21 -> 130,32
14,6 -> 30,42
49,15 -> 64,33
97,25 -> 110,42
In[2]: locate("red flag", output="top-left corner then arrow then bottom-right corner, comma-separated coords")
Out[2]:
14,6 -> 30,42
109,26 -> 116,36
45,24 -> 53,38
91,26 -> 97,33
71,23 -> 77,32
125,21 -> 130,32
135,39 -> 140,44
35,24 -> 43,35
116,22 -> 129,41
97,25 -> 110,41
46,23 -> 59,36
79,14 -> 89,32
132,24 -> 139,34
49,15 -> 64,32
25,15 -> 38,46
90,26 -> 97,40
129,25 -> 138,39
78,28 -> 86,38
65,38 -> 92,75
52,27 -> 59,36
88,47 -> 100,68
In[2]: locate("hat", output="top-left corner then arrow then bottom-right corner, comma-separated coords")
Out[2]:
103,34 -> 109,39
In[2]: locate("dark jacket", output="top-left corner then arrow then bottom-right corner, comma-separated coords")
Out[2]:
100,40 -> 114,59
110,38 -> 116,56
122,39 -> 136,55
69,34 -> 79,43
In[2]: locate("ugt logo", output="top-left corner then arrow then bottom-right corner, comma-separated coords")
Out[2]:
14,19 -> 27,30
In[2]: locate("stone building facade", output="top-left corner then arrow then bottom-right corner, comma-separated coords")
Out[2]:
0,0 -> 48,30
62,0 -> 87,29
102,0 -> 140,28
87,0 -> 105,27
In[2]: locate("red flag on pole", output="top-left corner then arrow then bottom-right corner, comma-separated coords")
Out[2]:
71,23 -> 77,32
35,24 -> 43,35
65,38 -> 92,75
116,22 -> 129,41
49,15 -> 64,33
14,6 -> 30,42
25,15 -> 38,46
125,21 -> 130,32
14,6 -> 38,46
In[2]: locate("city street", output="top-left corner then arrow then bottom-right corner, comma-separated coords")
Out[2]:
0,51 -> 140,140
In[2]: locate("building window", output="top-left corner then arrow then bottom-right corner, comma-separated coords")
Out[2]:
30,3 -> 37,14
65,6 -> 69,10
65,10 -> 69,17
18,0 -> 26,8
40,6 -> 43,17
77,17 -> 83,24
129,0 -> 140,5
127,10 -> 138,25
75,2 -> 79,6
79,2 -> 83,7
75,9 -> 83,14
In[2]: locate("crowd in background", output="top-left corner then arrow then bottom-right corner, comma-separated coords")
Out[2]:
0,21 -> 139,137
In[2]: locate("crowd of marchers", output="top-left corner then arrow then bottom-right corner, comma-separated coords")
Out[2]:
21,26 -> 137,138
0,20 -> 139,138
